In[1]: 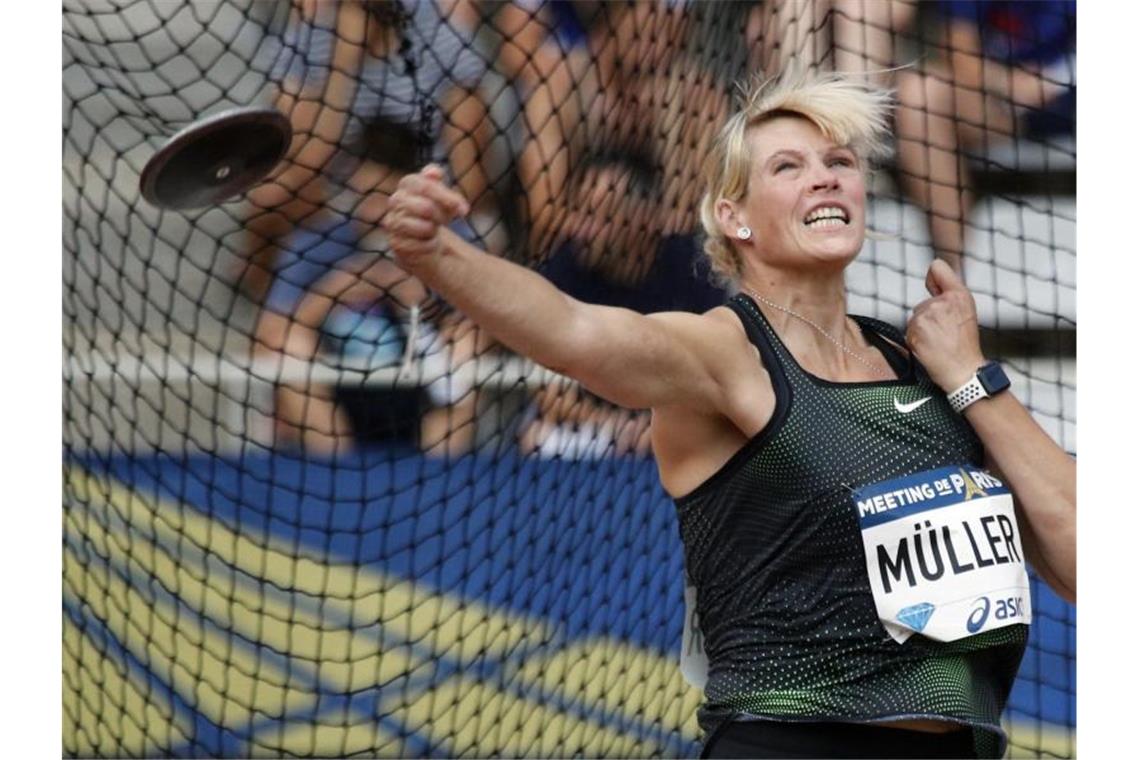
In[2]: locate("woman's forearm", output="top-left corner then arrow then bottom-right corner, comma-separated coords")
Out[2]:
401,228 -> 591,373
965,391 -> 1076,599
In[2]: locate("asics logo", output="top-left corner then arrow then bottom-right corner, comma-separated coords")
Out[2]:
966,596 -> 991,633
894,396 -> 932,414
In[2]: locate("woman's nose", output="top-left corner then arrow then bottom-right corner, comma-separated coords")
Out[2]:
809,161 -> 840,191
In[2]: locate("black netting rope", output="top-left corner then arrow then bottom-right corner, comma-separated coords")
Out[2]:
63,2 -> 1075,757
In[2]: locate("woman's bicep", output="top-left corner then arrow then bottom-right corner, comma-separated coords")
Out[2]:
563,306 -> 744,414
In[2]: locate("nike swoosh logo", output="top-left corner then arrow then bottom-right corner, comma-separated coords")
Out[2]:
894,396 -> 933,414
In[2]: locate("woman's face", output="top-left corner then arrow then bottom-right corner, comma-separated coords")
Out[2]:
738,115 -> 867,271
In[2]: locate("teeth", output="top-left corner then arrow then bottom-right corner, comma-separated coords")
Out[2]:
806,217 -> 846,229
804,206 -> 848,224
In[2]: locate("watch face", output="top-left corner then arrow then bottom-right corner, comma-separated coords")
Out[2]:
978,361 -> 1011,395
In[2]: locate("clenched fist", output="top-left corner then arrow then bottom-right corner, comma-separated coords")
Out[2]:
906,260 -> 987,392
383,164 -> 470,266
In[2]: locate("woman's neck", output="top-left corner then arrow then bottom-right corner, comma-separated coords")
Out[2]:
737,263 -> 892,381
740,266 -> 851,338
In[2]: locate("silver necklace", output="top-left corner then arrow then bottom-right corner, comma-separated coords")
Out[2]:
743,287 -> 890,380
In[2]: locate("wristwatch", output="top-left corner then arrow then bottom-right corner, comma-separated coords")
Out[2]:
947,361 -> 1010,413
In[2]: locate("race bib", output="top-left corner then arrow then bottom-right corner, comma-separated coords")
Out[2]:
855,465 -> 1032,644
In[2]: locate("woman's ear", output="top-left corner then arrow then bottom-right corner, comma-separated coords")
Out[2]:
715,198 -> 741,239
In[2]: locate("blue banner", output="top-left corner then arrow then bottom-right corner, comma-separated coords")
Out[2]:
855,465 -> 1011,529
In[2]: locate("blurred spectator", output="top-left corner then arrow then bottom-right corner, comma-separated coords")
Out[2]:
746,0 -> 831,78
241,0 -> 506,454
491,1 -> 599,105
486,0 -> 607,261
264,234 -> 429,453
747,1 -> 919,82
290,250 -> 491,458
622,30 -> 732,237
519,151 -> 726,458
893,0 -> 1076,272
239,0 -> 491,304
253,115 -> 492,457
250,114 -> 415,453
831,0 -> 918,78
486,1 -> 696,261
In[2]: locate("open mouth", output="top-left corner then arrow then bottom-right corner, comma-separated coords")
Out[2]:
803,206 -> 850,229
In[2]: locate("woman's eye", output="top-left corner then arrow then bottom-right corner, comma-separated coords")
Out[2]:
775,162 -> 795,173
829,157 -> 855,168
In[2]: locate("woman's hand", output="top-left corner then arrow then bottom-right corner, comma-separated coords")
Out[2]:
384,165 -> 470,267
909,261 -> 1075,601
906,259 -> 986,392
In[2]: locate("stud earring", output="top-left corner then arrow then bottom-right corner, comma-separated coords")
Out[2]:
737,226 -> 752,241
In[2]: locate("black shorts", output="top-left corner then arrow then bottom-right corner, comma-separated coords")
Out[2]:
701,720 -> 976,759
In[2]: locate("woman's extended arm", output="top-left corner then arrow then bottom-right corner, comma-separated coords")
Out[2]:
907,261 -> 1076,602
382,166 -> 748,414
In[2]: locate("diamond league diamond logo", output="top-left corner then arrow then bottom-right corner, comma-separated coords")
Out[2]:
896,602 -> 936,632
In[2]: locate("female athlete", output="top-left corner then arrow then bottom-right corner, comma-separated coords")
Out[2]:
382,70 -> 1075,759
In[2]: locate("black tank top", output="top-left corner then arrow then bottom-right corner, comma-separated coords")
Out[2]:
675,295 -> 1028,759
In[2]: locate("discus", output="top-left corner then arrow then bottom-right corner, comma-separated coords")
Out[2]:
139,106 -> 292,210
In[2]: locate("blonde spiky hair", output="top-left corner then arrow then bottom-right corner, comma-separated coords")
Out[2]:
699,69 -> 895,283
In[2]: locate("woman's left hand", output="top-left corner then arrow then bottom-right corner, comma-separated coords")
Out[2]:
906,260 -> 987,392
908,261 -> 1076,602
